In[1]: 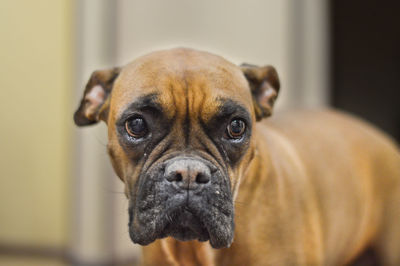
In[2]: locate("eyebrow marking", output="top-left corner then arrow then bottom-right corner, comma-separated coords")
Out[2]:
213,98 -> 251,122
118,93 -> 163,123
128,93 -> 161,111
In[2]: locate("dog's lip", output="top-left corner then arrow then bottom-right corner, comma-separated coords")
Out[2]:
161,206 -> 211,239
130,200 -> 233,248
168,207 -> 201,229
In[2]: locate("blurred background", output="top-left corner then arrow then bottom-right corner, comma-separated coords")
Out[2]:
0,0 -> 398,265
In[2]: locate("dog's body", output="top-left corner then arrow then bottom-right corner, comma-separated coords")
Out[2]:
74,48 -> 400,265
142,109 -> 400,266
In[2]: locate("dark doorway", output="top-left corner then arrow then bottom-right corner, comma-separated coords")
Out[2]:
330,0 -> 400,142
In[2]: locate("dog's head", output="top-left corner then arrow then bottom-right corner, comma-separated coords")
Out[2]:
74,48 -> 280,248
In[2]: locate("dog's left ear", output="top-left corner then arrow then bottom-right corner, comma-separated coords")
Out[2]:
74,67 -> 121,126
240,64 -> 280,121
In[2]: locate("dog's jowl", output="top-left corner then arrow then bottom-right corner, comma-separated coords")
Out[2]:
75,48 -> 400,266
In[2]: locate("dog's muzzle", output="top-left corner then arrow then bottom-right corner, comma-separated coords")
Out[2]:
128,156 -> 235,248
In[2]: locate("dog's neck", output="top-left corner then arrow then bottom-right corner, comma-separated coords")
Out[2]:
160,238 -> 215,266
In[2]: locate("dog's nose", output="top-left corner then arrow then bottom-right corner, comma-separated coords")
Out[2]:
164,158 -> 211,189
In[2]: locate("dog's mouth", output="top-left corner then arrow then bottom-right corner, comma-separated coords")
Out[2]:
128,158 -> 235,249
128,196 -> 234,249
161,207 -> 210,242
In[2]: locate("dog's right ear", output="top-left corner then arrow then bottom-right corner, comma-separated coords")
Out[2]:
74,67 -> 121,126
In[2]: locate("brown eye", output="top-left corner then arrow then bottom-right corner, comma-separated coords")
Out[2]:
125,117 -> 148,138
227,119 -> 246,139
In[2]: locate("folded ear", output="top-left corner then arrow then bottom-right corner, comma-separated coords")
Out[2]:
74,67 -> 121,126
240,64 -> 280,121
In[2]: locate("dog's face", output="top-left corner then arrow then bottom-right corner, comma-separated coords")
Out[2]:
74,48 -> 279,248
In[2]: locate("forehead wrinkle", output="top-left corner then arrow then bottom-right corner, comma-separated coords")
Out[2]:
196,84 -> 208,123
168,79 -> 188,120
199,95 -> 223,122
157,84 -> 179,120
183,72 -> 217,122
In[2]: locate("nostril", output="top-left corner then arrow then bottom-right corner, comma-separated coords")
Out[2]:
166,171 -> 183,182
176,172 -> 183,182
195,173 -> 210,184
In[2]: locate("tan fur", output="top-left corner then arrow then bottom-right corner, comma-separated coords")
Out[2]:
77,48 -> 400,265
140,109 -> 400,266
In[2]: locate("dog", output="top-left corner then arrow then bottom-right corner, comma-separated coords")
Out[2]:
74,48 -> 400,265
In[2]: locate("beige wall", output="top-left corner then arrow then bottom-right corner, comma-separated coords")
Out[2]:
117,0 -> 293,109
0,0 -> 73,248
0,0 -> 329,264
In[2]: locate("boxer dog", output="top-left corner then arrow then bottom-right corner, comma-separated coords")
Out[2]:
74,48 -> 400,265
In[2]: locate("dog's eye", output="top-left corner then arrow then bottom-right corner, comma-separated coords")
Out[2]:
227,119 -> 246,139
125,116 -> 148,138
